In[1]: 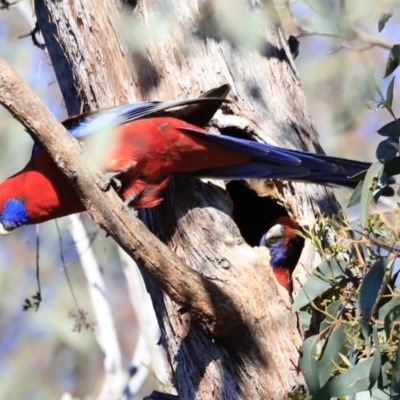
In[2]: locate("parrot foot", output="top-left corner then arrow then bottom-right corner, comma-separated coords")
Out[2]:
101,168 -> 129,192
102,164 -> 136,192
124,192 -> 138,207
102,171 -> 123,191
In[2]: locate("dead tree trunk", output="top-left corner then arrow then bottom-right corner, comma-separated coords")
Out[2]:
32,0 -> 341,397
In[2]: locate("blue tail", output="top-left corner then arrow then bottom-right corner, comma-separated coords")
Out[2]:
180,127 -> 387,191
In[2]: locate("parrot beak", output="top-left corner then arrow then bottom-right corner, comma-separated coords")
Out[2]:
265,223 -> 283,241
0,223 -> 11,235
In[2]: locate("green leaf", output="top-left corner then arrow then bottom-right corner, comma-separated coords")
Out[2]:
359,320 -> 371,342
300,310 -> 312,330
314,357 -> 375,399
380,360 -> 392,390
384,305 -> 400,339
390,339 -> 400,397
384,45 -> 400,78
376,137 -> 398,163
358,259 -> 387,321
383,157 -> 400,176
377,294 -> 400,338
377,120 -> 400,137
293,259 -> 346,312
320,300 -> 343,337
348,181 -> 363,208
317,325 -> 349,387
300,335 -> 321,395
386,77 -> 396,107
377,297 -> 400,322
370,327 -> 381,387
378,13 -> 393,32
360,162 -> 384,227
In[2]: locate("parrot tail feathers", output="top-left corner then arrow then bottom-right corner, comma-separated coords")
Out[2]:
180,126 -> 395,193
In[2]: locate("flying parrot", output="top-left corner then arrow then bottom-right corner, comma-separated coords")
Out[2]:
260,217 -> 304,292
0,85 -> 392,234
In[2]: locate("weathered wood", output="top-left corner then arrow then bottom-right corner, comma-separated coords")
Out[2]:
29,0 -> 343,397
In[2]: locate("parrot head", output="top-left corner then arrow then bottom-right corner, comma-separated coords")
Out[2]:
261,216 -> 303,269
260,216 -> 304,292
0,149 -> 85,234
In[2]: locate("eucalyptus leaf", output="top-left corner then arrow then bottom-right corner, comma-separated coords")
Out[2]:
377,297 -> 400,322
383,304 -> 400,339
386,77 -> 396,107
370,327 -> 381,387
314,357 -> 375,399
360,162 -> 384,227
293,259 -> 346,312
358,259 -> 387,321
300,335 -> 321,395
317,325 -> 349,387
378,13 -> 393,32
376,137 -> 398,163
348,181 -> 363,208
390,340 -> 400,397
383,157 -> 400,176
300,310 -> 312,330
377,120 -> 400,137
384,45 -> 400,78
320,300 -> 343,337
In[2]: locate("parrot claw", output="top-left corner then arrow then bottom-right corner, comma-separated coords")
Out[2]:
102,164 -> 136,192
124,192 -> 138,207
102,172 -> 122,191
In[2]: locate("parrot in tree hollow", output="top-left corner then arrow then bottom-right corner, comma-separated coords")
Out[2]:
260,217 -> 304,292
0,85 -> 394,234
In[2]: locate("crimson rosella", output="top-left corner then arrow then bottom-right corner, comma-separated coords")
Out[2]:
0,86 -> 391,234
260,217 -> 304,292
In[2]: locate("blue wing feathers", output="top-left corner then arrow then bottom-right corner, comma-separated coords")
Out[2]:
180,127 -> 372,187
31,101 -> 379,190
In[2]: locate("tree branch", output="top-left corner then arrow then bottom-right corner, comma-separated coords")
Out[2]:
0,55 -> 240,340
297,29 -> 394,51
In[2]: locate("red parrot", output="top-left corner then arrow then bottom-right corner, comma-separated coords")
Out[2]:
0,86 -> 393,234
260,217 -> 304,292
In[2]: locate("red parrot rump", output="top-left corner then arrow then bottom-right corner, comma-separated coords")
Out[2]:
0,86 -> 393,233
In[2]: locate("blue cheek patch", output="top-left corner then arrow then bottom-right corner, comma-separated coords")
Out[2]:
0,199 -> 28,230
268,242 -> 289,269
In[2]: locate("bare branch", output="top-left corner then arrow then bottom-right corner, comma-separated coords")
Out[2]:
68,215 -> 127,399
297,29 -> 394,51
